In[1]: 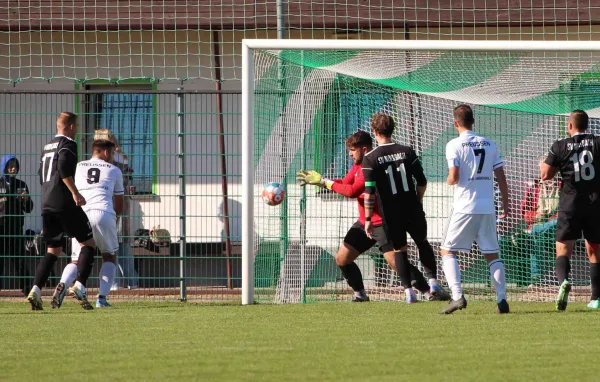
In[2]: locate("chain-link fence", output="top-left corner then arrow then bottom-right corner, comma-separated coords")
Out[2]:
0,90 -> 242,302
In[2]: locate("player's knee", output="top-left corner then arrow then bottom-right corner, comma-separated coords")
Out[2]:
336,244 -> 358,266
102,253 -> 117,263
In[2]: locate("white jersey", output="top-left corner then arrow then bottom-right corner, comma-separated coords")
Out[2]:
74,157 -> 124,215
445,130 -> 503,214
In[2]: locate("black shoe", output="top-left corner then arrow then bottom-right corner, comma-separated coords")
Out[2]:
440,295 -> 467,314
352,295 -> 370,302
497,299 -> 509,314
429,285 -> 452,301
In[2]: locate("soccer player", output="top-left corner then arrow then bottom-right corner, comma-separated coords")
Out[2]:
540,110 -> 600,311
53,139 -> 124,309
360,114 -> 449,303
440,104 -> 510,314
297,131 -> 449,303
27,112 -> 97,311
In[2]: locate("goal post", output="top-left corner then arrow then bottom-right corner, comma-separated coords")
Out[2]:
242,39 -> 600,305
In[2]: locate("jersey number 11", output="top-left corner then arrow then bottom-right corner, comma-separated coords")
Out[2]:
385,164 -> 409,194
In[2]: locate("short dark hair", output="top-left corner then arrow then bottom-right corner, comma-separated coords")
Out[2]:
56,111 -> 78,129
345,130 -> 373,149
453,104 -> 474,128
570,109 -> 589,131
370,113 -> 395,137
92,139 -> 116,153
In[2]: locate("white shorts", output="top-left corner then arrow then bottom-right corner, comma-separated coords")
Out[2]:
72,209 -> 119,261
441,213 -> 500,254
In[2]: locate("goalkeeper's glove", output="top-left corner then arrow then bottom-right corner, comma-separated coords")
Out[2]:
296,170 -> 334,189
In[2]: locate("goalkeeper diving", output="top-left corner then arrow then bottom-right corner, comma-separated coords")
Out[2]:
296,130 -> 449,303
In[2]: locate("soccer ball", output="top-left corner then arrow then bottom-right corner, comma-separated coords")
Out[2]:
262,182 -> 285,206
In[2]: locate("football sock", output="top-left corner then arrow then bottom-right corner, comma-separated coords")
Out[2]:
416,240 -> 437,280
409,264 -> 430,293
99,262 -> 117,297
442,254 -> 463,301
339,262 -> 365,292
33,253 -> 58,290
59,263 -> 78,287
590,263 -> 600,300
555,256 -> 571,284
428,278 -> 439,288
76,246 -> 96,286
489,259 -> 507,302
394,251 -> 412,288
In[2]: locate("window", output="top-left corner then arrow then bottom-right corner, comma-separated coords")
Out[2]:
82,84 -> 156,194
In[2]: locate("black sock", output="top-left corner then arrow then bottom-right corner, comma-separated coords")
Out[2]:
591,263 -> 600,300
555,256 -> 571,284
416,240 -> 437,280
33,253 -> 58,290
394,251 -> 412,288
76,246 -> 96,286
339,262 -> 365,292
409,264 -> 430,293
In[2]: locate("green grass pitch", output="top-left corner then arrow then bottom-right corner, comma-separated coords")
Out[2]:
1,301 -> 599,381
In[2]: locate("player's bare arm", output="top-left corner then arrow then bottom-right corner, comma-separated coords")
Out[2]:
62,176 -> 86,206
540,162 -> 558,181
447,166 -> 459,185
493,166 -> 510,218
114,195 -> 124,216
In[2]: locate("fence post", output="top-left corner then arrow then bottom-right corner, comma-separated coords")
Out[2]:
177,88 -> 187,301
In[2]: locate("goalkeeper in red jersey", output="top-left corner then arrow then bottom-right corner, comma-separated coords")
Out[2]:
297,130 -> 449,303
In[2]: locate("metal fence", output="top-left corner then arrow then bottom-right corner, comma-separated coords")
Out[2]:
0,90 -> 243,302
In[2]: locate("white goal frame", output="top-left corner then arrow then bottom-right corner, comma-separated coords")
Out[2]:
241,39 -> 600,305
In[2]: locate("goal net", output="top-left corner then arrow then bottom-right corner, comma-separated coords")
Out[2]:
242,40 -> 600,304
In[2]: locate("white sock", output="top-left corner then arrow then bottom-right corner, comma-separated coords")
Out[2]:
442,255 -> 463,301
99,262 -> 117,298
428,278 -> 439,288
74,280 -> 85,293
405,287 -> 416,298
489,259 -> 507,303
59,263 -> 78,287
32,285 -> 40,295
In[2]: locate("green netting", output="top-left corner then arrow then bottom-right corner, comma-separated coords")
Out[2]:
252,49 -> 599,303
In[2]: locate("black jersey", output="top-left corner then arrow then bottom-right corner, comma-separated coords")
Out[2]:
546,133 -> 600,211
361,142 -> 427,216
39,135 -> 78,212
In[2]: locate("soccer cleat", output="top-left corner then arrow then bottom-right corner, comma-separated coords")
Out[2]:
440,295 -> 467,314
587,299 -> 600,309
405,293 -> 418,304
26,289 -> 43,311
71,285 -> 94,311
497,299 -> 510,314
96,297 -> 112,308
556,280 -> 571,311
429,285 -> 452,301
351,295 -> 370,302
51,282 -> 68,309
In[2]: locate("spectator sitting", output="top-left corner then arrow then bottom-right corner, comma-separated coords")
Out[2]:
521,157 -> 560,285
0,155 -> 34,295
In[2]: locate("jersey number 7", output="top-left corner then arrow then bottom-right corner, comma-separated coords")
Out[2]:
385,163 -> 409,194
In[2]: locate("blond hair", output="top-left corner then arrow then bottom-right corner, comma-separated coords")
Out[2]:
57,111 -> 77,130
94,129 -> 126,157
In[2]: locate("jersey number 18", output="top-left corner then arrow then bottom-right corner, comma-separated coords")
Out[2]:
570,150 -> 595,182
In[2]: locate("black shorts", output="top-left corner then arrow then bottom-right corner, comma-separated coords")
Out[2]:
383,207 -> 428,250
42,207 -> 93,248
556,202 -> 600,243
343,221 -> 394,253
